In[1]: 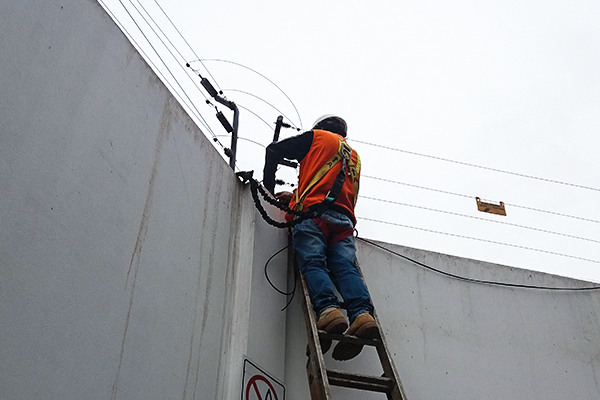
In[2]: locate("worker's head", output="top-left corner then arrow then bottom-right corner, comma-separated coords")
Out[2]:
312,114 -> 347,137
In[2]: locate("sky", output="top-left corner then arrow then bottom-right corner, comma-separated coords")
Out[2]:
98,0 -> 600,283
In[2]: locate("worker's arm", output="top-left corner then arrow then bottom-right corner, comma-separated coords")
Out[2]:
263,131 -> 313,194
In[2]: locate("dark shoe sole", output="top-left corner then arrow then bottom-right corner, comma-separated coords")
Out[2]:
320,318 -> 348,354
332,322 -> 379,361
307,317 -> 349,356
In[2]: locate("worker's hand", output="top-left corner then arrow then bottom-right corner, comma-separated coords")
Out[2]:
275,191 -> 293,205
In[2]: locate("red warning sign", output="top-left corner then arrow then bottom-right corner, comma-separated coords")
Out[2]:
242,359 -> 285,400
245,374 -> 278,400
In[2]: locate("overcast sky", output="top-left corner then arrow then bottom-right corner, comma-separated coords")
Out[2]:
99,0 -> 600,283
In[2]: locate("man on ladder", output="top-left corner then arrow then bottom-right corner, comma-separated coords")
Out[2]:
263,114 -> 377,361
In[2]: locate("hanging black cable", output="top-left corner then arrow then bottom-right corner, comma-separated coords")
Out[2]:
265,244 -> 292,296
356,236 -> 600,290
237,172 -> 329,229
263,243 -> 297,311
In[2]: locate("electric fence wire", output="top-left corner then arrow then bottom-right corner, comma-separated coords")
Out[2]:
222,89 -> 300,130
151,0 -> 222,91
100,1 -> 600,294
102,0 -> 226,149
229,130 -> 598,260
236,104 -> 274,131
131,0 -> 217,105
357,216 -> 599,264
216,135 -> 266,149
361,196 -> 600,244
143,1 -> 600,294
350,139 -> 600,193
133,0 -> 187,64
188,58 -> 303,129
102,0 -> 596,195
98,0 -> 209,132
101,1 -> 598,267
248,173 -> 598,263
115,0 -> 224,147
118,0 -> 304,155
362,175 -> 600,224
98,2 -> 173,90
356,236 -> 600,290
228,136 -> 598,250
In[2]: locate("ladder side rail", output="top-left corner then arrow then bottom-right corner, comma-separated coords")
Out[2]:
355,258 -> 409,400
373,318 -> 407,400
297,264 -> 332,400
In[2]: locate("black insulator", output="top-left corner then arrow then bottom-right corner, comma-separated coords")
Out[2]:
216,111 -> 233,133
201,77 -> 219,98
273,115 -> 284,142
224,148 -> 232,158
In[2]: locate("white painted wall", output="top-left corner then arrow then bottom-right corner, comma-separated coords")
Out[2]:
285,239 -> 600,399
0,1 -> 287,399
3,1 -> 600,400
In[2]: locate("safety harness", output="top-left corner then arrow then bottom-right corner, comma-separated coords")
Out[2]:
238,135 -> 360,232
294,136 -> 360,213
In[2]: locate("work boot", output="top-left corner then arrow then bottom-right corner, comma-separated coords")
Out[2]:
317,307 -> 348,333
332,312 -> 379,361
312,307 -> 348,354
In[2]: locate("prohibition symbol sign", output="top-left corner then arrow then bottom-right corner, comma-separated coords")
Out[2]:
242,358 -> 285,400
245,374 -> 278,400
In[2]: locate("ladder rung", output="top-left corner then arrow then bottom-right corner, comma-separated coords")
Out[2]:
327,369 -> 394,393
296,258 -> 407,400
318,330 -> 380,347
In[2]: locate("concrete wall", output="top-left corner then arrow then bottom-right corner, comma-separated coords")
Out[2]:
3,1 -> 600,400
0,1 -> 288,399
285,239 -> 600,399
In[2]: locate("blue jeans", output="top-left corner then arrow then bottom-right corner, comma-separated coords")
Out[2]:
293,210 -> 373,324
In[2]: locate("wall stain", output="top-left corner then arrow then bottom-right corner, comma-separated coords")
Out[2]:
125,97 -> 172,287
111,96 -> 172,400
182,163 -> 215,400
192,166 -> 224,399
172,134 -> 192,208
